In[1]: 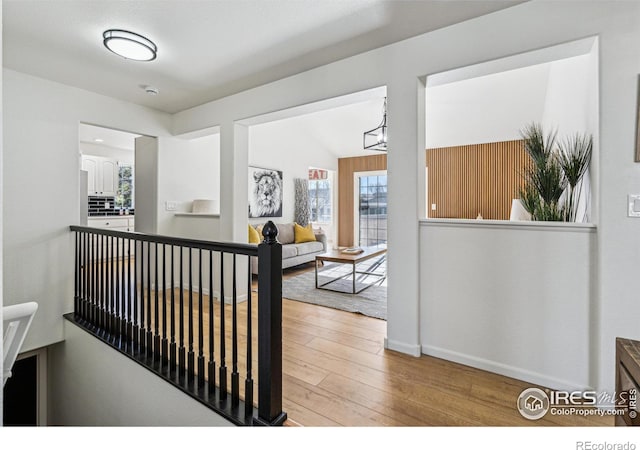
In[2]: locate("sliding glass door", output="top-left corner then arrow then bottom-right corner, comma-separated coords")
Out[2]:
355,171 -> 387,247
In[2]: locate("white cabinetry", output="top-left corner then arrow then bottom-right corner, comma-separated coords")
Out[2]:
87,217 -> 136,258
82,155 -> 118,196
87,217 -> 134,232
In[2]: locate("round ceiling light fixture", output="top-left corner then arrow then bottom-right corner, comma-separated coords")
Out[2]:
103,29 -> 157,61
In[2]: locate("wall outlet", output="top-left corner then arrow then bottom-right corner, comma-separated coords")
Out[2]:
104,201 -> 110,209
628,195 -> 640,217
165,201 -> 177,211
431,203 -> 437,211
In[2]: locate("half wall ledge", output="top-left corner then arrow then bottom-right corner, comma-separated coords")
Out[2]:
419,218 -> 596,233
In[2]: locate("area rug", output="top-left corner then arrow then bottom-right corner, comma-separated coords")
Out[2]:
281,269 -> 387,320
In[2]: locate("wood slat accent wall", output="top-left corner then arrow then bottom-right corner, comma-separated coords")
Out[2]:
426,140 -> 530,220
337,154 -> 387,247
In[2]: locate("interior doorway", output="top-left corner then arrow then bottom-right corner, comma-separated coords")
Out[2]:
78,123 -> 141,225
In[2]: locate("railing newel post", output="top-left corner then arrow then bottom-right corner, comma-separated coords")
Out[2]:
255,220 -> 287,426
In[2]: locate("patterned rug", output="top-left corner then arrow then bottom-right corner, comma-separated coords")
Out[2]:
281,266 -> 387,320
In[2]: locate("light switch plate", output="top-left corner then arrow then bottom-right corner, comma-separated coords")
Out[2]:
165,201 -> 177,211
628,195 -> 640,217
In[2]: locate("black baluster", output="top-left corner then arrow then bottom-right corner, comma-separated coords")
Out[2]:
179,246 -> 186,377
96,233 -> 100,327
109,234 -> 115,338
74,232 -> 80,316
154,242 -> 160,360
245,255 -> 254,417
99,234 -> 109,330
121,236 -> 126,340
86,231 -> 91,323
115,235 -> 121,339
133,239 -> 139,350
146,240 -> 153,356
188,247 -> 195,379
139,240 -> 146,352
83,231 -> 88,321
90,231 -> 95,326
170,245 -> 177,371
219,252 -> 227,400
197,249 -> 205,386
114,235 -> 119,338
162,243 -> 168,366
126,237 -> 133,345
208,250 -> 216,393
231,253 -> 239,406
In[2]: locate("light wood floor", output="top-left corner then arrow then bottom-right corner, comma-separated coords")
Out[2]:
277,265 -> 612,427
117,258 -> 612,427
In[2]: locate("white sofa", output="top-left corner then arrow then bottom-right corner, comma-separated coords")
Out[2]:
251,222 -> 327,273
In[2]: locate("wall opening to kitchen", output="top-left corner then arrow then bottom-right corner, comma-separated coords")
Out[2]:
78,123 -> 142,227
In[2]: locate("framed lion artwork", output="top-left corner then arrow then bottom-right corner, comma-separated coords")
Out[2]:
248,166 -> 283,218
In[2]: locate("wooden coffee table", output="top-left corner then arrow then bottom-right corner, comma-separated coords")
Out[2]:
315,245 -> 387,294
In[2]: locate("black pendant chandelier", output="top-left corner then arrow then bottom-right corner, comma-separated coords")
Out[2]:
363,97 -> 387,151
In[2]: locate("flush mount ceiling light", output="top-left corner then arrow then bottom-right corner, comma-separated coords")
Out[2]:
363,97 -> 387,151
143,85 -> 159,95
103,29 -> 157,61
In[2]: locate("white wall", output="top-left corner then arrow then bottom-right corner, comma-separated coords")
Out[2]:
157,134 -> 220,237
134,136 -> 160,233
426,54 -> 594,149
541,52 -> 597,222
420,220 -> 595,391
426,63 -> 550,148
0,0 -> 5,415
171,2 -> 640,394
48,321 -> 233,426
248,120 -> 338,226
2,69 -> 172,353
541,54 -> 592,137
79,141 -> 135,165
170,215 -> 221,241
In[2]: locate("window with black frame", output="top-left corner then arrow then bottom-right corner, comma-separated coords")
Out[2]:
358,173 -> 387,247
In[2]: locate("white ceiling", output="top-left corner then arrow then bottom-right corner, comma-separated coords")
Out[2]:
79,123 -> 140,151
3,0 -> 521,114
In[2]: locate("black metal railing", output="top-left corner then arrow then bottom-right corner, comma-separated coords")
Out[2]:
67,221 -> 286,426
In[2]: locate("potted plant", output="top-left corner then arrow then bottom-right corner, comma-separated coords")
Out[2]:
519,123 -> 592,222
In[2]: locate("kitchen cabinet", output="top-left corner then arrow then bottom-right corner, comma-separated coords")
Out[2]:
87,217 -> 136,258
82,155 -> 118,196
87,217 -> 134,231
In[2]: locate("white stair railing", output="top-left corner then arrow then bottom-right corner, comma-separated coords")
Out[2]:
3,302 -> 38,386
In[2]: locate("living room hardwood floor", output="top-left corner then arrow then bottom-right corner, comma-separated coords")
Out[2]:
146,260 -> 611,427
277,265 -> 612,427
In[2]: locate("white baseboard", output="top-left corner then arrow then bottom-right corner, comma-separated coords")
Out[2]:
212,290 -> 248,304
147,283 -> 248,304
384,337 -> 421,357
421,344 -> 591,392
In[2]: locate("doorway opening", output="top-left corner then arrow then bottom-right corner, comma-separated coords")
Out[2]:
78,123 -> 141,226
